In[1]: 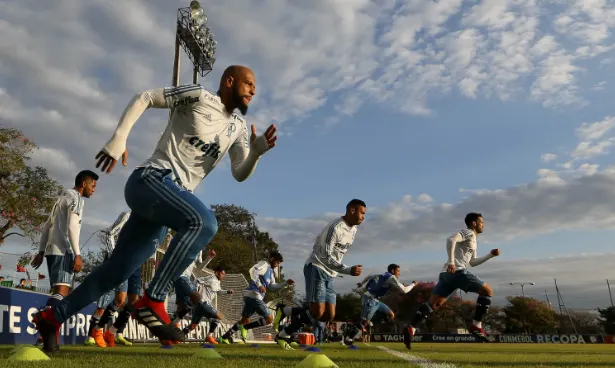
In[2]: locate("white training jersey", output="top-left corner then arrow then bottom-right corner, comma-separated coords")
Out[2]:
181,250 -> 214,279
441,228 -> 477,272
196,274 -> 227,304
306,217 -> 357,278
139,85 -> 250,191
102,210 -> 131,253
40,189 -> 84,256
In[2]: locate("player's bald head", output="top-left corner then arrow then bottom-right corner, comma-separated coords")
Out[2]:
219,65 -> 253,89
218,65 -> 255,115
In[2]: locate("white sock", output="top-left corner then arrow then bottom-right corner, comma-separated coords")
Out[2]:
94,327 -> 103,332
411,326 -> 417,335
278,330 -> 290,338
282,306 -> 293,316
472,320 -> 482,329
109,326 -> 118,335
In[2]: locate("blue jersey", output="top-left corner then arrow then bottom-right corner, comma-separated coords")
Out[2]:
245,260 -> 276,300
365,272 -> 395,299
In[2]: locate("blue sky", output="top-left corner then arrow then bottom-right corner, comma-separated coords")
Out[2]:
1,0 -> 615,309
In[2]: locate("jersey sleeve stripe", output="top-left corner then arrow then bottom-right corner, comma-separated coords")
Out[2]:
164,84 -> 203,97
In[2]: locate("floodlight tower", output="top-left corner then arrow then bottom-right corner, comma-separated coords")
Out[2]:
172,1 -> 217,86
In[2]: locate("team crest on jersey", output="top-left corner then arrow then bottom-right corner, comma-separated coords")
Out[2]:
188,137 -> 221,159
173,96 -> 200,107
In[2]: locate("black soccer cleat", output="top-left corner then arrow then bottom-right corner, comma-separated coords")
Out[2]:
133,307 -> 185,342
403,325 -> 414,350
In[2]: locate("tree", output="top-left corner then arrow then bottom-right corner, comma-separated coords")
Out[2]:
503,296 -> 559,334
598,306 -> 615,334
334,292 -> 362,322
558,311 -> 603,334
74,250 -> 106,284
0,128 -> 63,244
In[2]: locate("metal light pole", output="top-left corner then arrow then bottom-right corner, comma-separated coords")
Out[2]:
510,282 -> 535,297
172,0 -> 217,87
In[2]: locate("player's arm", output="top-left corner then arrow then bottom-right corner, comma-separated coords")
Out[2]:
200,249 -> 216,270
446,232 -> 464,267
228,122 -> 276,182
317,226 -> 353,275
101,84 -> 203,160
388,276 -> 416,294
37,219 -> 51,253
65,200 -> 81,258
469,249 -> 498,267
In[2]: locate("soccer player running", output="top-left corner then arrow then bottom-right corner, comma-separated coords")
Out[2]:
32,65 -> 277,353
186,265 -> 234,344
31,170 -> 98,308
345,264 -> 418,346
403,212 -> 500,349
273,199 -> 366,350
220,251 -> 294,344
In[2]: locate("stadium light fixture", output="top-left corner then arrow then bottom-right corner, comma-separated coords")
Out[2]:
509,282 -> 535,297
171,0 -> 217,86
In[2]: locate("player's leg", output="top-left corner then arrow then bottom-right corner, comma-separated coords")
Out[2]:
464,271 -> 492,341
220,297 -> 254,344
90,291 -> 114,347
85,297 -> 109,347
44,253 -> 75,307
100,286 -> 128,348
184,300 -> 218,336
275,264 -> 323,348
404,272 -> 455,350
205,317 -> 222,344
33,210 -> 164,353
110,268 -> 142,346
240,299 -> 274,340
138,168 -> 218,320
346,295 -> 377,346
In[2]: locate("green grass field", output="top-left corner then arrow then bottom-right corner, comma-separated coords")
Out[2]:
1,342 -> 614,368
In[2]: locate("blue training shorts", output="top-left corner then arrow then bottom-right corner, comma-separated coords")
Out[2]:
361,294 -> 392,322
432,269 -> 485,298
304,263 -> 336,305
46,254 -> 74,287
241,296 -> 270,318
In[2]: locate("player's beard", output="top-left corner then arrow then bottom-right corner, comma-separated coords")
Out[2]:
233,85 -> 249,115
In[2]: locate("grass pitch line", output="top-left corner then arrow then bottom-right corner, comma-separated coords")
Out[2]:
377,346 -> 457,368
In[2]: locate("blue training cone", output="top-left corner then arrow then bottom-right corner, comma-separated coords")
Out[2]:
201,343 -> 216,349
305,346 -> 321,352
348,345 -> 359,350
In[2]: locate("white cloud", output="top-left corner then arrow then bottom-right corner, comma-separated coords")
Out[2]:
540,153 -> 558,162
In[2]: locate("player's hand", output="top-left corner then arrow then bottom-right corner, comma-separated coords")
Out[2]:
250,124 -> 277,154
227,290 -> 234,295
31,253 -> 44,269
491,249 -> 500,256
95,149 -> 128,174
412,280 -> 419,285
350,265 -> 362,276
258,286 -> 266,294
447,264 -> 456,273
207,249 -> 216,258
73,255 -> 83,273
356,282 -> 362,287
286,279 -> 295,286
